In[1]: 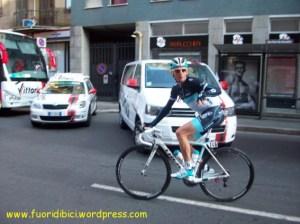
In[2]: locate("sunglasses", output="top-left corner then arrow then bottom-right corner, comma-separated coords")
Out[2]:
174,68 -> 187,74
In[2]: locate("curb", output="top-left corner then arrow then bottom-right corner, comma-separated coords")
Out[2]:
237,126 -> 300,136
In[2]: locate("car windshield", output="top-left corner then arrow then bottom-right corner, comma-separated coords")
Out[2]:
1,33 -> 48,81
188,63 -> 219,89
145,62 -> 219,89
44,81 -> 85,94
145,63 -> 175,88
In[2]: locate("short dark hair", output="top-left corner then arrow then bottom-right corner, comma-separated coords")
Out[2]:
234,61 -> 246,68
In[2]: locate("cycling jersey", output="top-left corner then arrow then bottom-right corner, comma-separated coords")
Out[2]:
149,76 -> 222,129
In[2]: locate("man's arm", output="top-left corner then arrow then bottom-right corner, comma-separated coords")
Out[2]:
145,98 -> 175,127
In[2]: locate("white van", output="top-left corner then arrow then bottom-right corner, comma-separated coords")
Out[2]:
119,59 -> 237,146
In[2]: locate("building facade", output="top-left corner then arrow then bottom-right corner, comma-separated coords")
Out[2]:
71,0 -> 300,118
0,0 -> 71,74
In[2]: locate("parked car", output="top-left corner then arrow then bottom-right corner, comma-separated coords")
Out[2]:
119,59 -> 237,146
30,73 -> 97,127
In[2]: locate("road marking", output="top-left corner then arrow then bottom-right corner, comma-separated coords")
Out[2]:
91,183 -> 300,223
96,109 -> 118,113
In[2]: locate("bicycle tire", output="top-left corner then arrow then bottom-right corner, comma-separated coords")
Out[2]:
199,147 -> 254,202
116,145 -> 171,200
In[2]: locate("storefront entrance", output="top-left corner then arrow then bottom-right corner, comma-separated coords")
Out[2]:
89,42 -> 134,101
215,42 -> 300,118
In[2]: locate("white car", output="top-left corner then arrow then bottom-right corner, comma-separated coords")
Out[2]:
30,73 -> 97,127
119,59 -> 237,146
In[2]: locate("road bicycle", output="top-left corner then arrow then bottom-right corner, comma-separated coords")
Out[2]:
116,127 -> 254,201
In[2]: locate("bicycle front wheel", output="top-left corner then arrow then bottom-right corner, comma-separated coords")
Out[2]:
199,147 -> 254,202
116,146 -> 171,200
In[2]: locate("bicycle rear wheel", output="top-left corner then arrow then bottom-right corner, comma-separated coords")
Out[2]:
199,147 -> 254,202
116,146 -> 171,200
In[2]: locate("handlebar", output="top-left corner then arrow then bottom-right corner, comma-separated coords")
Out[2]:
137,127 -> 160,147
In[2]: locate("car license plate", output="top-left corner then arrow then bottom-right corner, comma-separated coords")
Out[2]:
209,140 -> 218,148
48,111 -> 62,116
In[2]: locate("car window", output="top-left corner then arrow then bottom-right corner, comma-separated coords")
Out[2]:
134,64 -> 141,86
145,63 -> 175,88
122,65 -> 136,85
86,80 -> 94,91
44,81 -> 85,94
188,63 -> 219,89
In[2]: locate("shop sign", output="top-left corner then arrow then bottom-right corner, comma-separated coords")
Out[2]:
150,36 -> 208,49
169,40 -> 201,48
267,33 -> 293,44
156,37 -> 166,48
232,34 -> 244,45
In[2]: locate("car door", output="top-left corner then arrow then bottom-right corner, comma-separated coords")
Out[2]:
86,80 -> 97,113
127,64 -> 142,125
120,64 -> 137,129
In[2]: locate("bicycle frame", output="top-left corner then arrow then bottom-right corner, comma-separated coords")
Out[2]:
139,128 -> 230,184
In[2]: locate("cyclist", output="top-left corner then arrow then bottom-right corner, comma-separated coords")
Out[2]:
144,57 -> 224,179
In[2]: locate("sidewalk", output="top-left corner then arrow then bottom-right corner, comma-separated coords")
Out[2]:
97,101 -> 300,136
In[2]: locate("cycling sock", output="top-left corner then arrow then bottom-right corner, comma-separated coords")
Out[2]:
185,161 -> 193,170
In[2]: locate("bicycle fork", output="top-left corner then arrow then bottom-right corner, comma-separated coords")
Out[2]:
140,142 -> 160,176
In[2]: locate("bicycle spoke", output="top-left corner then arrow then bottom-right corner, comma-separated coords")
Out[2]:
116,146 -> 171,200
199,147 -> 254,202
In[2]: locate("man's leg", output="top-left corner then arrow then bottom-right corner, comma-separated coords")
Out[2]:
175,121 -> 195,163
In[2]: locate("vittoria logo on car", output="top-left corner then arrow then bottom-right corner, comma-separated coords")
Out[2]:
18,83 -> 39,95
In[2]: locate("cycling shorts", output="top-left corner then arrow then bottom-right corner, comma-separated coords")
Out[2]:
191,117 -> 204,140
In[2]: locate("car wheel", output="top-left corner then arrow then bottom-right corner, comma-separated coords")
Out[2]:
119,113 -> 128,130
92,102 -> 97,116
133,119 -> 142,145
83,107 -> 92,127
31,120 -> 41,128
119,106 -> 128,129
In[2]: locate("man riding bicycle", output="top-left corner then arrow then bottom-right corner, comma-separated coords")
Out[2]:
145,57 -> 224,179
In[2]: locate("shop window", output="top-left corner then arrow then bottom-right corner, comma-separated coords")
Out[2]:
225,19 -> 252,33
152,22 -> 182,36
266,56 -> 296,97
266,56 -> 296,109
110,0 -> 128,5
184,21 -> 208,34
219,56 -> 260,114
85,0 -> 102,8
270,17 -> 300,32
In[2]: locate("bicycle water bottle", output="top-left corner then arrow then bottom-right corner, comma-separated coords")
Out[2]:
173,149 -> 184,165
192,149 -> 200,165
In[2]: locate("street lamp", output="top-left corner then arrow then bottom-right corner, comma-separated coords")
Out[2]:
131,31 -> 143,61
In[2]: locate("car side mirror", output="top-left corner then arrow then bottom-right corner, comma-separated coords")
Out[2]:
89,88 -> 97,95
126,78 -> 139,89
220,80 -> 229,91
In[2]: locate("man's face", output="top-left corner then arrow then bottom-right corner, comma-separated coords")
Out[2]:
172,67 -> 188,83
234,63 -> 245,75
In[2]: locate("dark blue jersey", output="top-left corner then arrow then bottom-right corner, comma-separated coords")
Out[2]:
149,76 -> 221,127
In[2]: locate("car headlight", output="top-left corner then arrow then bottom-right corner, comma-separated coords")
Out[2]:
79,101 -> 87,108
31,103 -> 42,109
145,105 -> 162,116
223,107 -> 236,117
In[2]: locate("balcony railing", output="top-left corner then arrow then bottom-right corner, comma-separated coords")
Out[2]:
15,9 -> 70,27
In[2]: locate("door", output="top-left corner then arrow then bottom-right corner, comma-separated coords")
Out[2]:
90,42 -> 134,101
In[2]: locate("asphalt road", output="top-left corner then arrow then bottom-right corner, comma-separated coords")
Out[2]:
0,110 -> 300,224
